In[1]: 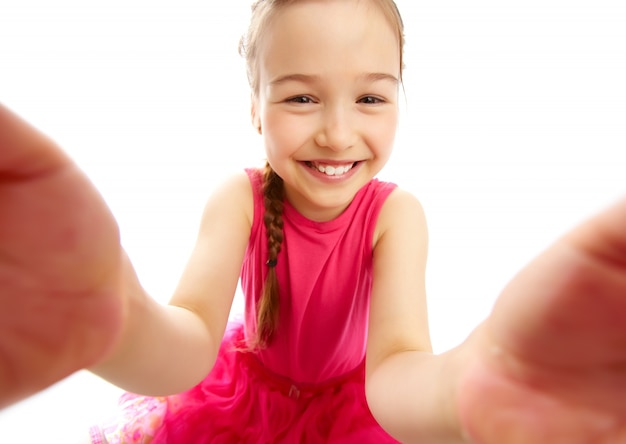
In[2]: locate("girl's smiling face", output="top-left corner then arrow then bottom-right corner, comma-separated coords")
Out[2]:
252,0 -> 401,222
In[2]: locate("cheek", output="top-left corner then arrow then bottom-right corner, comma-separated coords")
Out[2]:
369,115 -> 398,155
263,113 -> 310,156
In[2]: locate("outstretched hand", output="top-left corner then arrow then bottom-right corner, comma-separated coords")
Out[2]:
458,198 -> 626,443
0,104 -> 125,409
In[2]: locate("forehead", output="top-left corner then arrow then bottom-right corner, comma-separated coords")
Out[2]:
257,0 -> 400,83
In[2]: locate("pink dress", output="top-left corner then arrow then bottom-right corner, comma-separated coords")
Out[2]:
90,168 -> 400,443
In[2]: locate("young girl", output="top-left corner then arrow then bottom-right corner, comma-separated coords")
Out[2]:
1,0 -> 626,443
89,0 -> 425,441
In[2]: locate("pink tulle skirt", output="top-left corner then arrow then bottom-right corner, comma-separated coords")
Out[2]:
90,322 -> 399,443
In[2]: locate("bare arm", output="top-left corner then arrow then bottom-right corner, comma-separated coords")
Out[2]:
367,187 -> 626,443
365,188 -> 468,443
90,172 -> 253,396
0,102 -> 252,404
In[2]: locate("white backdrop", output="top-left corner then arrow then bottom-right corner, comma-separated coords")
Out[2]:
0,1 -> 624,442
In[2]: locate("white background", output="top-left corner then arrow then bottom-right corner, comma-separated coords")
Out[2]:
1,1 -> 624,442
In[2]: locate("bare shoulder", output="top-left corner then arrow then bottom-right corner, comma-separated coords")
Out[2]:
373,186 -> 428,249
198,171 -> 254,233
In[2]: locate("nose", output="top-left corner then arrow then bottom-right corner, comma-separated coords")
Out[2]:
314,104 -> 356,152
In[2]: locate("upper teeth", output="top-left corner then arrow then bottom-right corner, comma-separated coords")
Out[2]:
314,163 -> 354,176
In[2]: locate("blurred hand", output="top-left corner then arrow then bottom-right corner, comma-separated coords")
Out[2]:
0,104 -> 125,408
458,198 -> 626,443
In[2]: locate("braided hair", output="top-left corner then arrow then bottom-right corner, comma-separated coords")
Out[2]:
254,162 -> 285,347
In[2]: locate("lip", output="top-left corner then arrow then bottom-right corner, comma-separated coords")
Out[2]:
300,160 -> 362,181
306,159 -> 358,167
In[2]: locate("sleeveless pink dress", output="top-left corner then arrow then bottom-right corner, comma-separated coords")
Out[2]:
90,168 -> 399,443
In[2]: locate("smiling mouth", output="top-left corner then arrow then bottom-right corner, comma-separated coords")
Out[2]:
305,161 -> 358,177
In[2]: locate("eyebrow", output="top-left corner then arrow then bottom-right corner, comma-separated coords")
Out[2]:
269,72 -> 399,86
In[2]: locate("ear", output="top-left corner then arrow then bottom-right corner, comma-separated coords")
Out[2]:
251,94 -> 262,134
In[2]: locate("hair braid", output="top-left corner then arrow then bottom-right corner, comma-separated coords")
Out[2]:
255,162 -> 285,347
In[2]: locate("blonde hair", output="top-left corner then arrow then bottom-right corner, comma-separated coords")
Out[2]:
240,0 -> 405,348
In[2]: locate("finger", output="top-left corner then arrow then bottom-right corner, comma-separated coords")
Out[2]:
488,196 -> 626,367
0,103 -> 70,178
0,102 -> 120,289
568,197 -> 626,269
